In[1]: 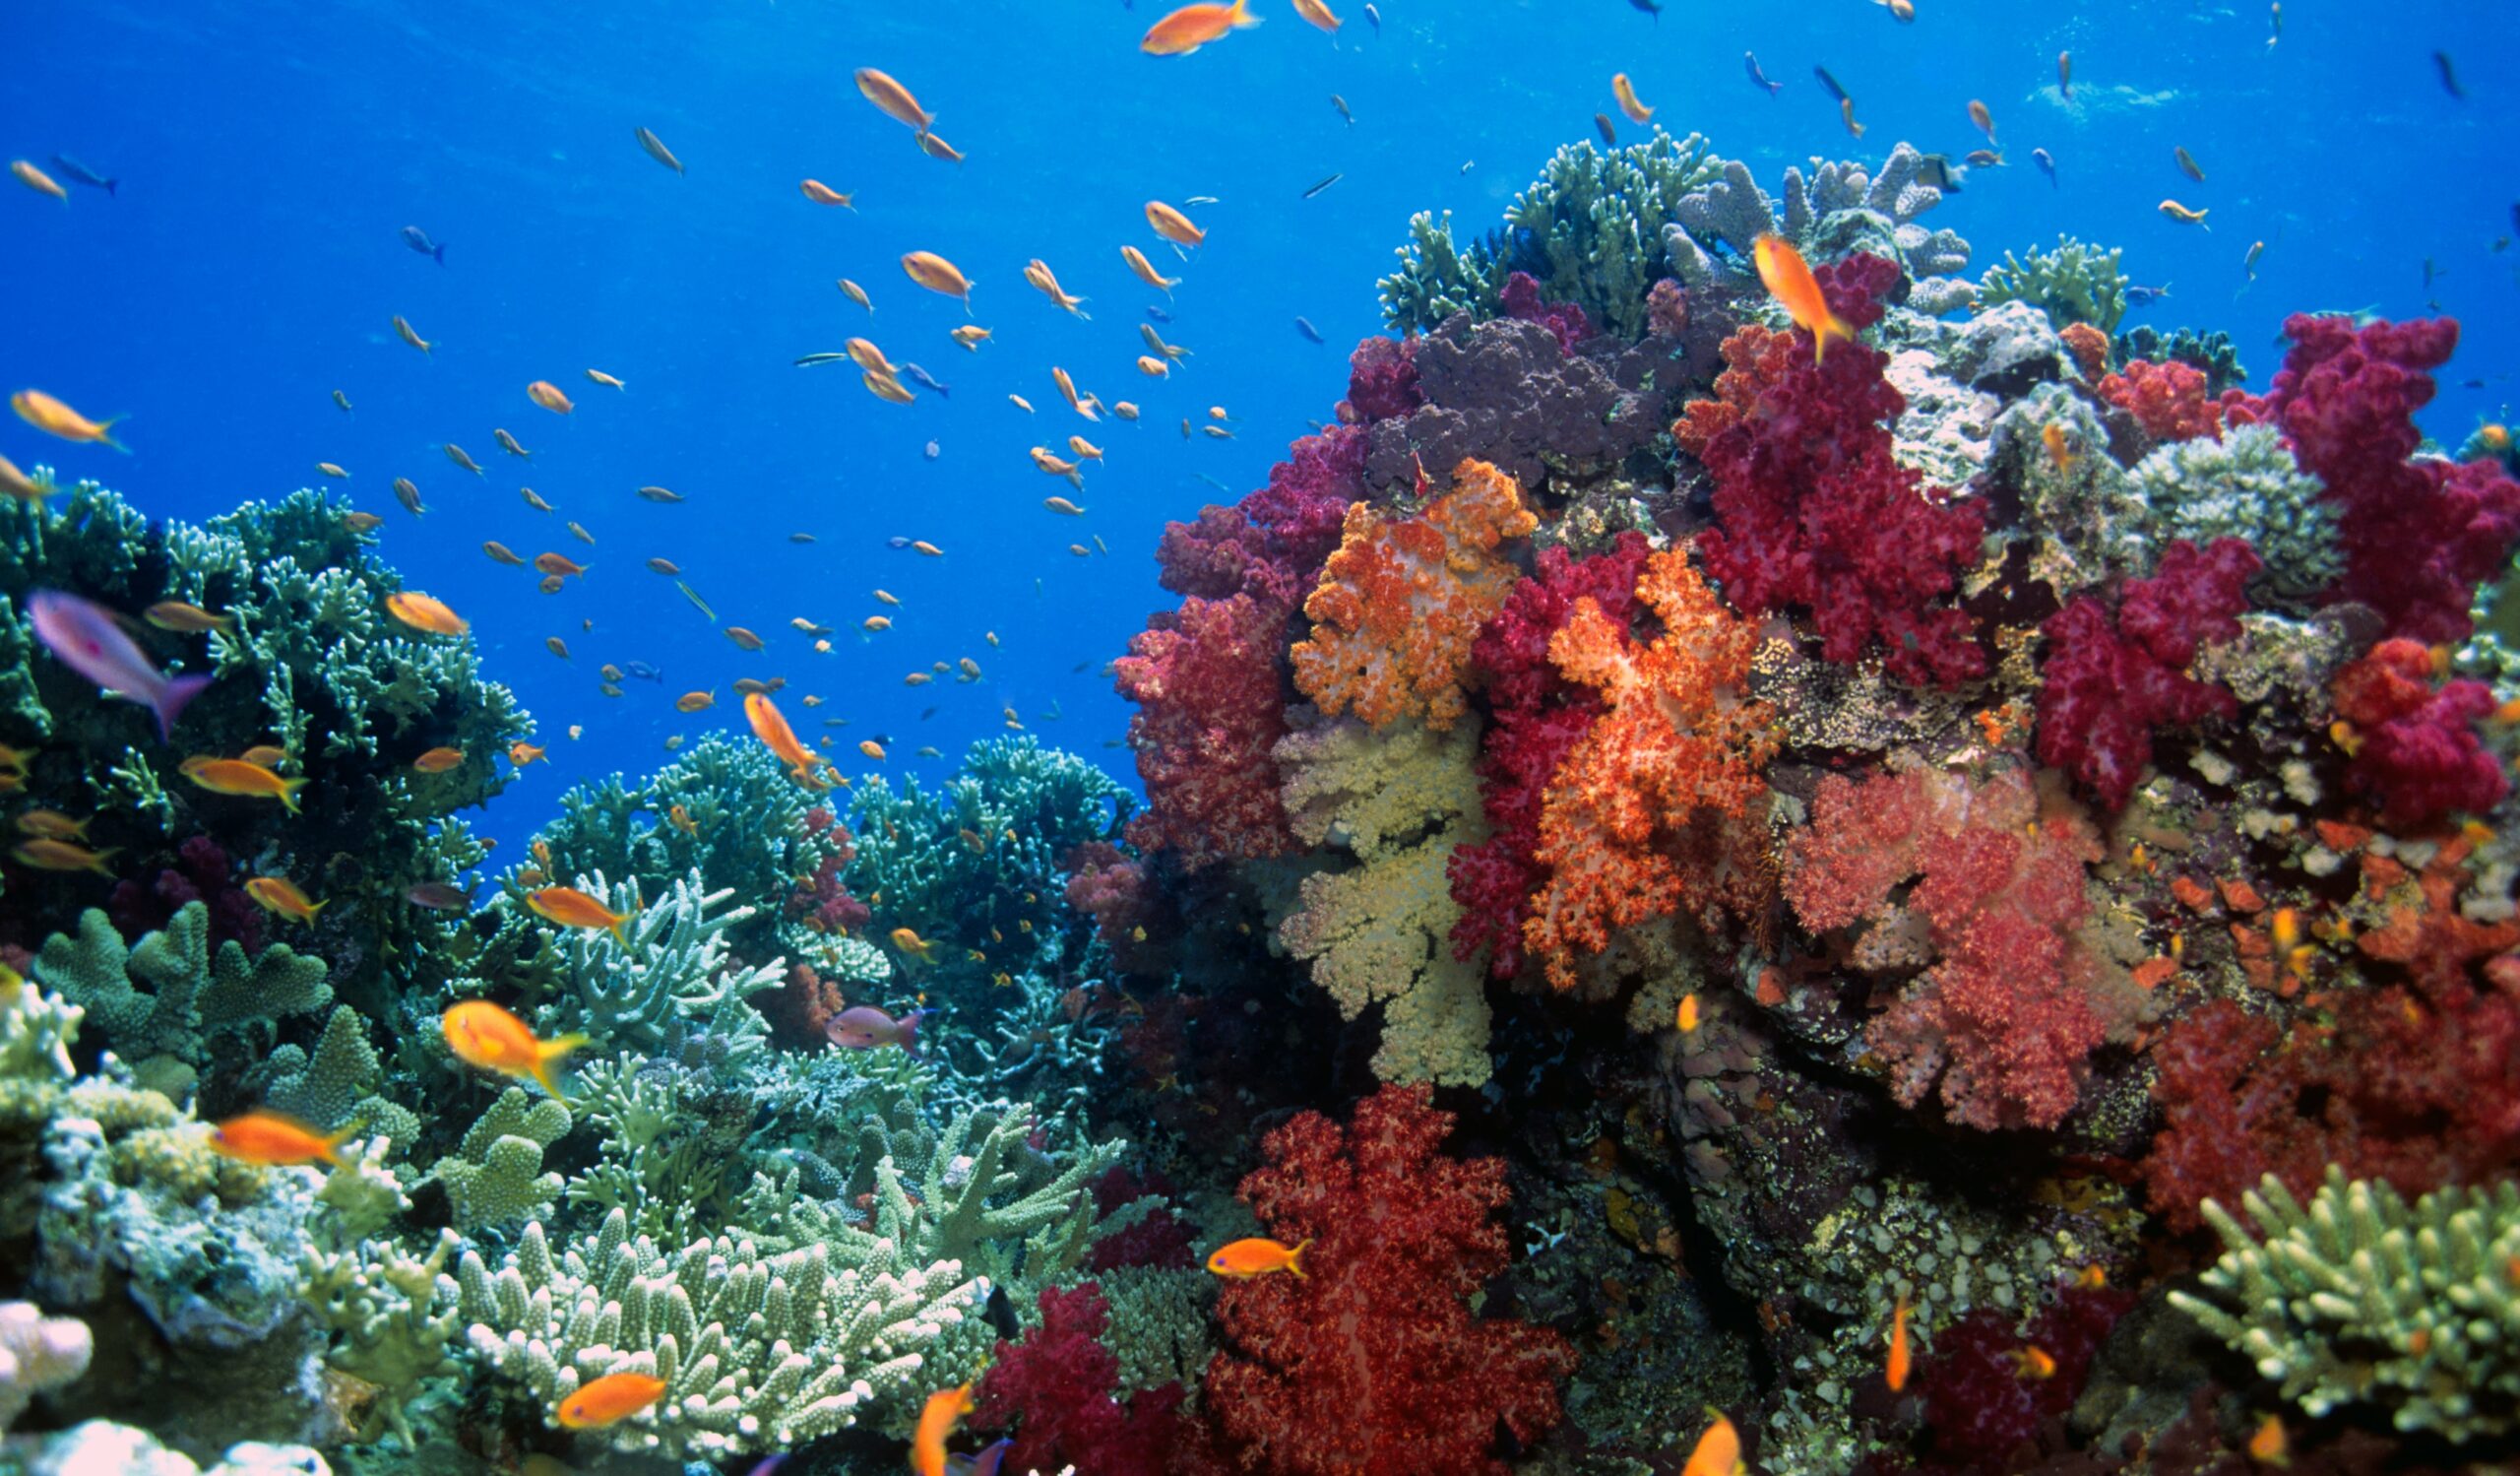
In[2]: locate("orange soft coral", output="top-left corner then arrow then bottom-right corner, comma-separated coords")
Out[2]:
1291,458 -> 1537,731
1524,546 -> 1780,991
1672,324 -> 1793,459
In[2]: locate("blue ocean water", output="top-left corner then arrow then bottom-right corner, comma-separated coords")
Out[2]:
5,0 -> 2512,847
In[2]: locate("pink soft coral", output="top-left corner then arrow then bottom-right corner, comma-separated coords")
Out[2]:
2036,538 -> 2259,809
1497,270 -> 1594,355
1693,253 -> 1987,686
1112,594 -> 1295,870
2226,312 -> 2520,643
2330,637 -> 2509,825
1449,534 -> 1653,978
1525,545 -> 1778,992
1155,426 -> 1364,611
1202,1083 -> 1573,1476
1788,762 -> 2138,1130
1290,458 -> 1537,731
1343,336 -> 1422,422
2096,358 -> 2222,443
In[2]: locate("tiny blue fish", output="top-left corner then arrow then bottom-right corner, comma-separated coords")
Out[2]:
401,225 -> 446,265
48,154 -> 116,195
1294,316 -> 1324,344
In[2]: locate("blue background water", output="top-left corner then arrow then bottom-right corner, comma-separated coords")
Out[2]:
5,0 -> 2512,848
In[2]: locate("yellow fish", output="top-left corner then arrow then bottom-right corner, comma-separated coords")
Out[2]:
526,884 -> 633,942
442,999 -> 587,1098
11,389 -> 125,450
181,756 -> 308,813
901,250 -> 975,309
1753,234 -> 1856,362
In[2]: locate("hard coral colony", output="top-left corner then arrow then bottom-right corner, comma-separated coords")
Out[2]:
0,24 -> 2515,1476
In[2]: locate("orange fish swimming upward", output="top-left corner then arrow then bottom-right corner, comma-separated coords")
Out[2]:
853,68 -> 933,133
911,1383 -> 975,1476
746,691 -> 830,790
210,1109 -> 356,1167
1141,0 -> 1260,54
1206,1236 -> 1308,1279
1753,234 -> 1857,363
555,1370 -> 667,1430
442,998 -> 588,1098
1887,1294 -> 1913,1392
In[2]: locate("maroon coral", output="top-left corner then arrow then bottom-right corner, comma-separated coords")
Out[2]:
1787,764 -> 2136,1130
1202,1083 -> 1574,1476
1343,336 -> 1422,423
109,834 -> 265,953
1082,1166 -> 1197,1272
1497,271 -> 1594,355
1449,535 -> 1653,977
1112,594 -> 1295,870
1694,252 -> 1987,686
2036,538 -> 2259,810
973,1283 -> 1189,1476
2226,312 -> 2520,643
1062,841 -> 1168,974
2330,637 -> 2509,826
1910,1285 -> 2137,1471
1155,426 -> 1363,611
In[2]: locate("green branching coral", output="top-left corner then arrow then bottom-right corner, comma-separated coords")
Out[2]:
32,903 -> 329,1071
2172,1169 -> 2520,1442
513,867 -> 784,1059
1979,234 -> 2131,334
850,738 -> 1126,931
1379,128 -> 1724,338
426,1087 -> 572,1233
2127,423 -> 2340,606
1273,716 -> 1494,1087
253,1004 -> 417,1146
456,1207 -> 977,1459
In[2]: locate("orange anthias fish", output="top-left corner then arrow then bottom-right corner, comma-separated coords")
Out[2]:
181,756 -> 309,813
854,68 -> 933,134
1207,1236 -> 1308,1279
1292,0 -> 1341,31
1753,234 -> 1857,363
1142,0 -> 1260,54
911,1384 -> 975,1476
746,692 -> 831,790
413,745 -> 465,773
1681,1410 -> 1745,1476
10,838 -> 116,874
555,1371 -> 668,1431
527,380 -> 575,415
2247,1412 -> 2290,1467
891,926 -> 940,963
526,884 -> 633,942
245,876 -> 326,924
2008,1345 -> 2057,1380
1887,1294 -> 1913,1392
799,178 -> 854,208
11,390 -> 127,450
534,551 -> 588,579
1611,72 -> 1655,123
901,250 -> 975,309
1145,200 -> 1206,247
210,1109 -> 356,1167
385,591 -> 468,635
442,998 -> 589,1098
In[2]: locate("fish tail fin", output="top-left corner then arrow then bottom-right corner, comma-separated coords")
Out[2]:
1815,313 -> 1858,364
85,846 -> 121,876
1290,1239 -> 1310,1278
154,674 -> 213,741
99,417 -> 130,453
533,1033 -> 590,1097
1228,0 -> 1260,23
279,776 -> 307,814
901,1008 -> 925,1058
318,1121 -> 360,1164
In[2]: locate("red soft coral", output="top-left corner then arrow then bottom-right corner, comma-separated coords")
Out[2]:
1449,535 -> 1653,977
2227,312 -> 2520,643
1673,323 -> 1794,458
1113,594 -> 1296,870
1910,1285 -> 2138,1472
1062,841 -> 1169,974
1290,458 -> 1537,731
2036,538 -> 2259,809
2096,357 -> 2223,443
2145,846 -> 2520,1231
1787,763 -> 2137,1130
974,1283 -> 1188,1476
1203,1083 -> 1573,1476
1497,270 -> 1594,355
2330,637 -> 2509,825
1156,426 -> 1364,611
1343,336 -> 1422,422
1525,546 -> 1779,992
1694,253 -> 1987,686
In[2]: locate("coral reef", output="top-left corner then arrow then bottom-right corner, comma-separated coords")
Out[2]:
1978,234 -> 2131,334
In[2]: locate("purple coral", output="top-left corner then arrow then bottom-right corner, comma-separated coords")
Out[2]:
1498,271 -> 1594,355
1343,336 -> 1422,422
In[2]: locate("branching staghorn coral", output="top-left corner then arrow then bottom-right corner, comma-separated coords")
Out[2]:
1274,715 -> 1495,1087
32,902 -> 329,1073
425,1086 -> 572,1233
1379,128 -> 1725,337
457,1207 -> 977,1459
2171,1168 -> 2520,1441
1979,234 -> 2131,334
517,867 -> 783,1059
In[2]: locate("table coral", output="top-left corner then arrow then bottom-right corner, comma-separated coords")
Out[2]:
2330,636 -> 2509,825
2227,311 -> 2520,643
32,901 -> 329,1074
1201,1083 -> 1572,1476
426,1086 -> 570,1232
1693,252 -> 1989,687
1786,760 -> 2145,1129
2036,538 -> 2259,809
1526,545 -> 1778,993
1112,594 -> 1295,870
2171,1168 -> 2520,1441
1290,458 -> 1537,733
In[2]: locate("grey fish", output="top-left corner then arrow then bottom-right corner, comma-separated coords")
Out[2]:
888,536 -> 914,548
48,154 -> 115,195
794,352 -> 851,367
1916,154 -> 1966,193
899,362 -> 950,397
405,881 -> 474,911
1331,95 -> 1353,127
2434,50 -> 2463,99
1743,53 -> 1783,97
2032,148 -> 2057,186
1145,304 -> 1174,323
622,660 -> 662,681
1294,316 -> 1324,344
1629,0 -> 1661,17
2125,283 -> 2173,305
1362,2 -> 1379,32
1812,66 -> 1851,105
923,440 -> 941,460
1303,172 -> 1343,200
401,225 -> 445,264
1594,113 -> 1616,147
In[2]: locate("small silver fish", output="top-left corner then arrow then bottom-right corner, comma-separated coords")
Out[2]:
1294,316 -> 1324,344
